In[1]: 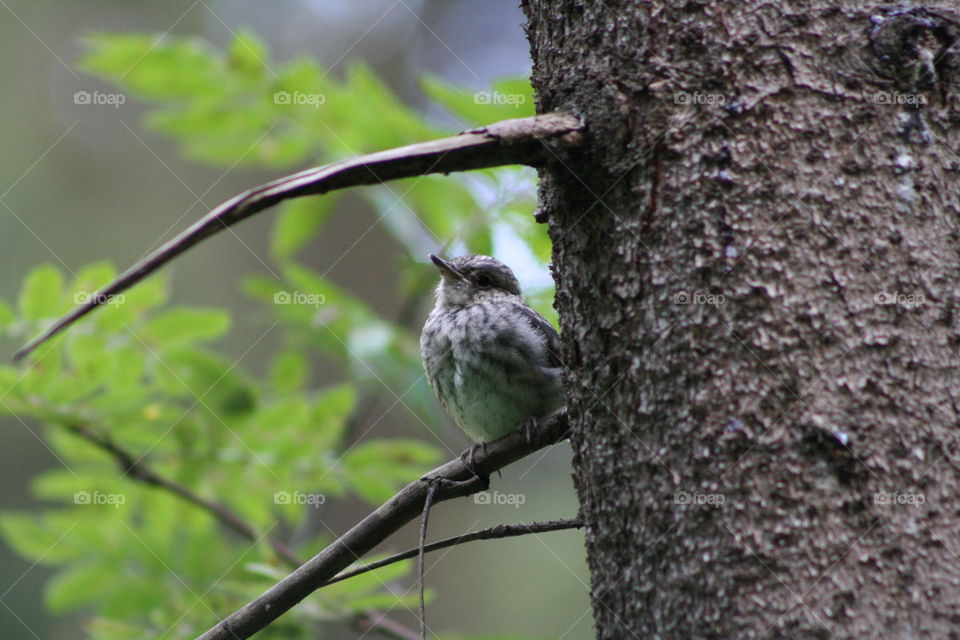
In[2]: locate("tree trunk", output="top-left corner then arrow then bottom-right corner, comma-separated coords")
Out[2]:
521,1 -> 960,637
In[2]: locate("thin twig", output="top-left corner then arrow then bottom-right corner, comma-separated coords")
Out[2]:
195,409 -> 570,640
419,479 -> 442,640
14,113 -> 582,362
323,518 -> 583,587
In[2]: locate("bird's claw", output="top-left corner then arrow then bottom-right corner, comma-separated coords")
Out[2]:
418,473 -> 489,495
460,443 -> 488,479
522,415 -> 543,448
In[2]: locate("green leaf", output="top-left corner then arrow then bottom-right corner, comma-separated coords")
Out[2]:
121,273 -> 169,311
81,33 -> 221,100
154,347 -> 256,418
0,366 -> 20,404
18,264 -> 64,321
143,308 -> 231,344
0,513 -> 83,564
312,384 -> 356,425
421,74 -> 535,126
103,344 -> 147,389
341,590 -> 427,612
87,618 -> 153,640
19,345 -> 63,396
0,300 -> 16,332
307,383 -> 357,450
101,574 -> 168,618
326,555 -> 412,596
309,63 -> 441,153
227,29 -> 269,80
244,562 -> 287,581
68,333 -> 107,370
406,176 -> 481,244
270,195 -> 339,259
344,439 -> 440,503
253,396 -> 310,434
70,261 -> 116,293
268,350 -> 308,393
46,563 -> 114,613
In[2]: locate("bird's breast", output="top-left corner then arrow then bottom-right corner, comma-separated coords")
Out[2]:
420,301 -> 561,442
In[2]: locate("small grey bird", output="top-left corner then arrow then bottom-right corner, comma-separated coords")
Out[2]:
420,254 -> 564,446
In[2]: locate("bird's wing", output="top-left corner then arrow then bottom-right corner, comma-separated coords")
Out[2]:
513,302 -> 563,369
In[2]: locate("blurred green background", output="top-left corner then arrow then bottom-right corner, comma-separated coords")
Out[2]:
0,1 -> 589,639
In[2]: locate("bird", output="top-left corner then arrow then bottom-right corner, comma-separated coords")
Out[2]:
420,254 -> 564,452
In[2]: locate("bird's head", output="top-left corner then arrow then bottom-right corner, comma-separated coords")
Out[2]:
429,254 -> 522,306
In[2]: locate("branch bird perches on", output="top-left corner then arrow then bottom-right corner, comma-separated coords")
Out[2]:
14,112 -> 582,362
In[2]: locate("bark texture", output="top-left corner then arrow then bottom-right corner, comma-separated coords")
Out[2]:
521,2 -> 960,638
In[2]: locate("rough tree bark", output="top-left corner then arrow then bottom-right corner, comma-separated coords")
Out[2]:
522,2 -> 960,638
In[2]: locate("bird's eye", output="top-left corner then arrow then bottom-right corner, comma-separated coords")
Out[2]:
475,274 -> 492,287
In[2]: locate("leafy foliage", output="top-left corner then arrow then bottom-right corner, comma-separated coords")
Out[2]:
1,263 -> 435,638
2,28 -> 553,640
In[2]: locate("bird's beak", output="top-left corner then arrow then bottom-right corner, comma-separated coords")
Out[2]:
429,254 -> 465,281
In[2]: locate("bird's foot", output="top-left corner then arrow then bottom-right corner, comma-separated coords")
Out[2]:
522,415 -> 544,448
419,443 -> 492,494
418,473 -> 489,496
460,442 -> 488,480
